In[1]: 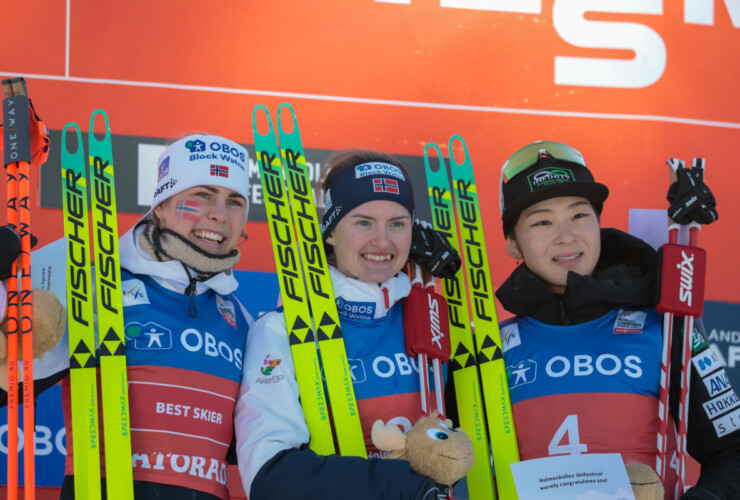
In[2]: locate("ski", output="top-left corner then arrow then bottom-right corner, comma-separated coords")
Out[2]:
87,110 -> 134,498
424,142 -> 497,500
276,103 -> 365,457
252,106 -> 336,455
425,136 -> 520,500
61,123 -> 103,499
252,104 -> 366,457
3,76 -> 36,500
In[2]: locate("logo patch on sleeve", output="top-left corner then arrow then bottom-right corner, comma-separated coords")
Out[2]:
692,348 -> 721,377
703,390 -> 739,419
712,407 -> 740,438
216,295 -> 237,328
613,309 -> 647,334
501,323 -> 521,352
122,279 -> 150,307
703,369 -> 732,398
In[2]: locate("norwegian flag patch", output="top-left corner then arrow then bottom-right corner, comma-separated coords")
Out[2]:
372,177 -> 399,194
210,164 -> 229,178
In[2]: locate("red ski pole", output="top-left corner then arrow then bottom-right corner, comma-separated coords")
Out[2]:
3,76 -> 36,500
655,157 -> 708,499
403,262 -> 451,416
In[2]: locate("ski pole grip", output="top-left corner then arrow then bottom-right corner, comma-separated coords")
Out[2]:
2,78 -> 32,167
656,242 -> 706,316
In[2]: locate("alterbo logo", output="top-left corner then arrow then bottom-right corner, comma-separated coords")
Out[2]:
125,321 -> 172,350
261,355 -> 281,375
185,139 -> 206,153
508,359 -> 536,389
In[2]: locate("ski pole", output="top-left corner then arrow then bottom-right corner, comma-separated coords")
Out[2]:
3,76 -> 36,500
655,157 -> 708,498
404,262 -> 451,416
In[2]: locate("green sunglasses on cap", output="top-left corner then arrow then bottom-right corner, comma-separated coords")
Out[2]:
501,140 -> 587,184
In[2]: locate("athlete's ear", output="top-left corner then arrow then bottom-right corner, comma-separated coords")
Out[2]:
506,236 -> 521,261
325,232 -> 335,246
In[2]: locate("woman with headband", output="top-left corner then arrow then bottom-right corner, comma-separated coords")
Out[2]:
235,149 -> 460,500
1,133 -> 253,500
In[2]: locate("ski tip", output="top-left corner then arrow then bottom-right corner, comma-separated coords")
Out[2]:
89,110 -> 111,142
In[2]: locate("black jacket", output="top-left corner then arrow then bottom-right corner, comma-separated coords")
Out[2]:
495,228 -> 740,500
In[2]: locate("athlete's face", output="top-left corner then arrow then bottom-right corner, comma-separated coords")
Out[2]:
507,196 -> 601,295
154,185 -> 247,254
326,200 -> 412,284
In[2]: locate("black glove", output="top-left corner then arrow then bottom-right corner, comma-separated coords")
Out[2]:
408,220 -> 461,279
0,226 -> 37,280
666,158 -> 718,225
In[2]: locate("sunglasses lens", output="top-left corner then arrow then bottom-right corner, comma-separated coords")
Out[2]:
502,141 -> 585,183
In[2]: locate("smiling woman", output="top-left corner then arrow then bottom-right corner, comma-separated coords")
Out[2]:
234,148 -> 460,500
492,140 -> 740,499
2,133 -> 256,500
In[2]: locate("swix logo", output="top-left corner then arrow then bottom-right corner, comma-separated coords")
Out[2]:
508,359 -> 537,389
678,250 -> 695,307
428,295 -> 443,349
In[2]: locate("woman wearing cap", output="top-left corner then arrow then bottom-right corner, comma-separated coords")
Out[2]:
493,141 -> 739,498
234,149 -> 460,500
1,134 -> 253,499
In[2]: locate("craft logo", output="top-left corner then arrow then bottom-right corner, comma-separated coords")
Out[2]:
157,156 -> 170,182
122,279 -> 150,306
210,164 -> 229,178
349,358 -> 367,383
186,139 -> 206,153
508,359 -> 537,389
501,323 -> 521,351
372,177 -> 399,194
153,178 -> 177,198
613,309 -> 647,334
528,167 -> 575,191
125,321 -> 173,350
692,348 -> 720,378
355,162 -> 405,180
216,296 -> 237,329
260,355 -> 281,375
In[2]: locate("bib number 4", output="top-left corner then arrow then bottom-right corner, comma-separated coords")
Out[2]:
548,415 -> 588,456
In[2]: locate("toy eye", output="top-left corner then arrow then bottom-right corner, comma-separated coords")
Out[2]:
426,428 -> 449,441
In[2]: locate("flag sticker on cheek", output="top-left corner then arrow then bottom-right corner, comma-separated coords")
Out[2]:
176,199 -> 201,221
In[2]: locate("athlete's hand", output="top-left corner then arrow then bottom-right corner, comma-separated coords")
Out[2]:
0,226 -> 38,281
666,158 -> 718,225
409,220 -> 461,279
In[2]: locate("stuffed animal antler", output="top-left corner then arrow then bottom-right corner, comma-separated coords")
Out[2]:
371,412 -> 474,485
